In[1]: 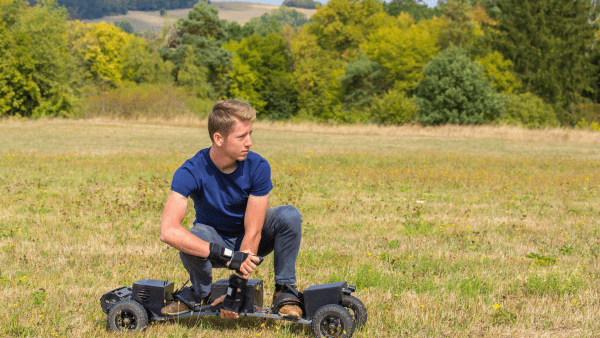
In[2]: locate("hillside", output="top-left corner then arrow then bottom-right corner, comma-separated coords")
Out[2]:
84,1 -> 316,34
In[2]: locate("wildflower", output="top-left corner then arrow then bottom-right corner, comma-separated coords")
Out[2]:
492,304 -> 500,310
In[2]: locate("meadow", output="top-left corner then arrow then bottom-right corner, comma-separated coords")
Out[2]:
1,118 -> 600,337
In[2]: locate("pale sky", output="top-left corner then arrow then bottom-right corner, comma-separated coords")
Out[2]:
214,0 -> 439,8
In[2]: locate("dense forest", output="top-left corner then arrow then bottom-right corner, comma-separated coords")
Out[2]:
2,0 -> 600,128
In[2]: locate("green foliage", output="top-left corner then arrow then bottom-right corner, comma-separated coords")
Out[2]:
438,0 -> 480,51
368,88 -> 417,125
339,57 -> 388,111
114,20 -> 134,34
268,5 -> 310,27
476,51 -> 520,94
177,46 -> 210,97
497,93 -> 559,128
383,0 -> 443,21
492,0 -> 596,125
230,5 -> 310,41
306,0 -> 388,60
282,0 -> 321,9
0,0 -> 75,117
160,1 -> 232,97
121,37 -> 173,84
70,21 -> 134,86
576,117 -> 600,131
361,13 -> 444,92
525,252 -> 558,266
224,33 -> 297,120
291,31 -> 344,121
416,47 -> 502,125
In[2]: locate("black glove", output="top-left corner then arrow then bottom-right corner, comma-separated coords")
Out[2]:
222,274 -> 248,313
207,243 -> 250,275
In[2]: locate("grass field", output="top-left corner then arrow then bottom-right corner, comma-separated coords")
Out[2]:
84,2 -> 317,34
1,118 -> 600,337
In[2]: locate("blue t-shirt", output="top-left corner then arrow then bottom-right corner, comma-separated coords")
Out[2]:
171,148 -> 272,236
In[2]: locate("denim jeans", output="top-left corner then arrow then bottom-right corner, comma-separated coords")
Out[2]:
179,205 -> 302,298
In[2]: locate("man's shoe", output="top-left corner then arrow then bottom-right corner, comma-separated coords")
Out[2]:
273,287 -> 303,319
278,304 -> 303,319
160,301 -> 190,316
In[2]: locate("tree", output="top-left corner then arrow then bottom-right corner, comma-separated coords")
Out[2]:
383,0 -> 443,21
306,0 -> 389,60
225,6 -> 310,42
415,47 -> 502,125
115,20 -> 135,34
121,37 -> 173,84
282,0 -> 321,9
361,13 -> 444,92
224,33 -> 297,120
291,31 -> 345,121
160,1 -> 232,97
0,0 -> 74,117
339,57 -> 387,111
492,0 -> 596,125
438,0 -> 482,53
70,21 -> 135,86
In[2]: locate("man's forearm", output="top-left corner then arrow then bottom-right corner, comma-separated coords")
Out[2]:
239,230 -> 261,255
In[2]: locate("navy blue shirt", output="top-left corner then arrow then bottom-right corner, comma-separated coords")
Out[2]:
171,148 -> 272,236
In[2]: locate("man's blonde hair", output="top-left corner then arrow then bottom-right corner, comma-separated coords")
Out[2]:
208,100 -> 256,143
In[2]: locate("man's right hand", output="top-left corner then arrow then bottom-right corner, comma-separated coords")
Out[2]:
228,251 -> 262,277
207,243 -> 262,276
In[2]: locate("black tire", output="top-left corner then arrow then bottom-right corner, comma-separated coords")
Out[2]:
107,299 -> 149,332
311,304 -> 355,338
341,295 -> 367,328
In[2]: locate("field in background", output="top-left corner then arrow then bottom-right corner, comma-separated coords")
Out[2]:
84,2 -> 317,34
1,119 -> 600,337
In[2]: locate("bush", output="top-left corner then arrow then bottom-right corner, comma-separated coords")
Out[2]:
340,57 -> 388,112
80,83 -> 213,119
368,88 -> 416,125
497,92 -> 559,128
415,47 -> 502,125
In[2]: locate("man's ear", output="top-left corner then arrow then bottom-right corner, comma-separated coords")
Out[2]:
213,132 -> 224,147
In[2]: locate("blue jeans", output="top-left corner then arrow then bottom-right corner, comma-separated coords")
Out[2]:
179,205 -> 302,298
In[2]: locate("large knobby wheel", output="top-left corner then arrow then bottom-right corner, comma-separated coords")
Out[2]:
341,295 -> 367,328
107,299 -> 149,332
311,304 -> 355,338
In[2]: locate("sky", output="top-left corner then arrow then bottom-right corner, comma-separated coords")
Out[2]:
214,0 -> 439,8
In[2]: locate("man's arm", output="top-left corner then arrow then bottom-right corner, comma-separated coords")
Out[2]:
160,190 -> 211,258
160,190 -> 260,275
239,194 -> 269,255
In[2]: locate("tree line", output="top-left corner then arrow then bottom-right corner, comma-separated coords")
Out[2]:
2,0 -> 600,127
47,0 -> 202,19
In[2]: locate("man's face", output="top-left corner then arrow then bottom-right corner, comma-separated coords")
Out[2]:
222,118 -> 253,161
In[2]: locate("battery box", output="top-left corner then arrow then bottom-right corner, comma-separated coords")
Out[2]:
132,279 -> 174,315
211,279 -> 264,313
302,281 -> 348,319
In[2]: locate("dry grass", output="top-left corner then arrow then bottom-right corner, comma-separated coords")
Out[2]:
1,119 -> 600,337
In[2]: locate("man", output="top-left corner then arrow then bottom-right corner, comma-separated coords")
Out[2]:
159,100 -> 303,319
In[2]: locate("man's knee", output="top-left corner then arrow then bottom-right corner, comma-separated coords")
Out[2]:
274,205 -> 302,235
